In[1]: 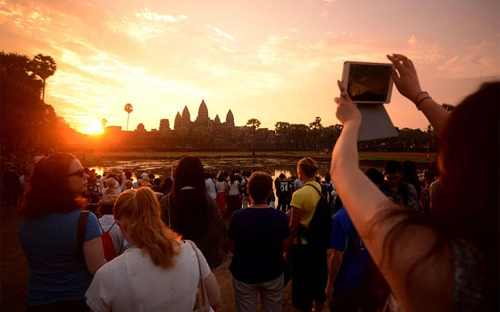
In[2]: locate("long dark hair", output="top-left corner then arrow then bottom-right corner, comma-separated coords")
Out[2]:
433,82 -> 499,304
19,153 -> 84,218
170,156 -> 209,239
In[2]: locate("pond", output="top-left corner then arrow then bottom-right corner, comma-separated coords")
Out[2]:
87,156 -> 334,182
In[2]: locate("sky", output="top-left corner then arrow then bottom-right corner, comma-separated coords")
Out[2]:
1,0 -> 499,134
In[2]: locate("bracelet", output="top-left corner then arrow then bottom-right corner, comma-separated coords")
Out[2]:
413,91 -> 428,104
416,96 -> 432,109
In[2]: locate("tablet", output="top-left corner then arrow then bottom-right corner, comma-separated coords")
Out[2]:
342,62 -> 394,104
357,104 -> 398,141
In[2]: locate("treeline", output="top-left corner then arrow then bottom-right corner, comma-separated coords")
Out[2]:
0,52 -> 77,157
66,120 -> 436,153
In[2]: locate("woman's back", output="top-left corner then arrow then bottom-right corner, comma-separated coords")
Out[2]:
161,192 -> 228,269
18,210 -> 101,305
86,242 -> 211,311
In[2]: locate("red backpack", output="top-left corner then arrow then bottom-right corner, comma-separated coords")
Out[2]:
98,221 -> 118,261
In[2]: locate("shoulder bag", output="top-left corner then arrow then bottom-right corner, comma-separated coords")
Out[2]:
186,240 -> 212,312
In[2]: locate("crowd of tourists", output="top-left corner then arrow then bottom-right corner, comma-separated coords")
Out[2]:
3,54 -> 498,311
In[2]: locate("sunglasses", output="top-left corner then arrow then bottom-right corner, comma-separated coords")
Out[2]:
68,168 -> 85,178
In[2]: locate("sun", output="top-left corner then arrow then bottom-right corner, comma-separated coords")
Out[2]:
82,122 -> 104,135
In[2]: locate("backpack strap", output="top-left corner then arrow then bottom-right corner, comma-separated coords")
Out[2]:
98,219 -> 116,233
304,183 -> 325,199
77,211 -> 90,259
107,222 -> 116,232
296,184 -> 323,245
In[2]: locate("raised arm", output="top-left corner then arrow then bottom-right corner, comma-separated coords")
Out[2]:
330,80 -> 453,311
387,54 -> 450,137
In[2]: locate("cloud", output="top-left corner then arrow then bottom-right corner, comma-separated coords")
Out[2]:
135,7 -> 186,22
109,7 -> 188,43
206,25 -> 235,41
436,56 -> 464,74
408,35 -> 417,48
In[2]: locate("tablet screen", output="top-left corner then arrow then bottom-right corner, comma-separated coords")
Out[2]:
343,62 -> 394,103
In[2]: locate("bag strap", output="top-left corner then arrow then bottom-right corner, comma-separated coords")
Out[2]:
77,211 -> 90,259
304,183 -> 325,199
98,220 -> 116,233
107,222 -> 116,232
186,240 -> 210,312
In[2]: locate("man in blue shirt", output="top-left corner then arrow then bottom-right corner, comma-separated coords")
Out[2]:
325,168 -> 384,311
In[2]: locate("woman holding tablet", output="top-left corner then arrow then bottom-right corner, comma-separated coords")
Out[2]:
329,53 -> 498,311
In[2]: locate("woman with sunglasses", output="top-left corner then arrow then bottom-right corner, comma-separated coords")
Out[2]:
18,153 -> 106,311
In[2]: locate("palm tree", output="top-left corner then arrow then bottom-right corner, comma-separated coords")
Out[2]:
31,54 -> 57,102
124,103 -> 133,131
246,118 -> 261,156
101,118 -> 108,130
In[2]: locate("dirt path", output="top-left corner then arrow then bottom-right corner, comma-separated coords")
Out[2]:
1,206 -> 301,311
1,205 -> 29,312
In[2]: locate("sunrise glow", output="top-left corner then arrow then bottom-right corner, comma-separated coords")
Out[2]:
1,0 -> 498,134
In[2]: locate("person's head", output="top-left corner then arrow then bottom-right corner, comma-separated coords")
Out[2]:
114,188 -> 179,268
365,168 -> 384,188
297,157 -> 318,179
247,171 -> 273,204
384,160 -> 402,188
217,173 -> 225,182
279,173 -> 286,180
170,156 -> 209,239
98,195 -> 117,215
105,177 -> 117,190
435,82 -> 499,275
124,171 -> 132,180
173,156 -> 205,192
161,177 -> 173,193
401,160 -> 418,182
324,172 -> 331,183
19,153 -> 88,217
229,172 -> 237,183
138,177 -> 152,188
153,178 -> 161,186
125,180 -> 133,189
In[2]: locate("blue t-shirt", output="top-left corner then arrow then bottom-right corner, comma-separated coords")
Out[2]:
329,207 -> 369,295
18,209 -> 102,305
228,207 -> 290,284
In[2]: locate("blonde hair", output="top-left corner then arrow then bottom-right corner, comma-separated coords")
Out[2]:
105,177 -> 117,195
114,188 -> 180,268
298,157 -> 318,178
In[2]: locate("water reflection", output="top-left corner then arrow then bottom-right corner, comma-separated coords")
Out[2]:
87,157 -> 332,181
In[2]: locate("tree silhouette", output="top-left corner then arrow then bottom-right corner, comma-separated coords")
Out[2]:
31,54 -> 57,102
124,103 -> 133,131
309,116 -> 323,130
246,118 -> 261,156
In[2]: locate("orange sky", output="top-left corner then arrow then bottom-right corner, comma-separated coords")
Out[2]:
1,0 -> 499,134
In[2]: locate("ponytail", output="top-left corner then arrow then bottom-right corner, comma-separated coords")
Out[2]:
114,188 -> 180,268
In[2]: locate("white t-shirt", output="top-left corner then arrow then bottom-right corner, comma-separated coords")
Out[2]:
228,180 -> 240,196
86,241 -> 210,312
205,178 -> 217,200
